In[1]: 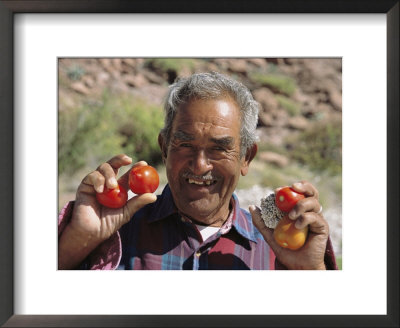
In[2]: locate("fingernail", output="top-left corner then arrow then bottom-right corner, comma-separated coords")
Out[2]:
293,182 -> 302,189
110,177 -> 118,187
288,211 -> 296,220
249,205 -> 256,213
136,160 -> 147,166
123,155 -> 132,161
295,220 -> 302,229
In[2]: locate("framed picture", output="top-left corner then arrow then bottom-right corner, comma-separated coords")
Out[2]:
0,1 -> 398,327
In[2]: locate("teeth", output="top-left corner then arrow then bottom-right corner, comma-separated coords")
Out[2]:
188,178 -> 214,186
188,178 -> 203,185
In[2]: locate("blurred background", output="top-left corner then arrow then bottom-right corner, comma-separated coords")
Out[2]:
58,58 -> 342,267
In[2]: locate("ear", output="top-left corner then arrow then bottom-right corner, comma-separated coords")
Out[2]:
240,143 -> 258,176
158,133 -> 168,163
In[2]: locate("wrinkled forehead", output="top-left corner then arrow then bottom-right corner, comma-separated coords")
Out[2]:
170,98 -> 242,141
177,94 -> 241,116
177,97 -> 240,119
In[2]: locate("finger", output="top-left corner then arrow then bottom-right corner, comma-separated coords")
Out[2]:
118,160 -> 148,191
97,162 -> 121,189
81,170 -> 106,193
294,212 -> 329,235
96,155 -> 133,190
288,197 -> 321,220
104,154 -> 133,172
76,181 -> 97,196
123,192 -> 157,223
291,181 -> 319,199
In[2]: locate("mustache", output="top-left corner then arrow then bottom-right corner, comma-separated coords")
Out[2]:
181,171 -> 219,181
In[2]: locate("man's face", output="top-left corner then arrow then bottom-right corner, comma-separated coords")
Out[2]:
160,97 -> 254,227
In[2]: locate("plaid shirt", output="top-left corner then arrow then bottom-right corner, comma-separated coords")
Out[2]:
118,185 -> 275,270
58,185 -> 337,270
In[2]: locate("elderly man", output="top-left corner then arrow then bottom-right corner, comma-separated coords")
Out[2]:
58,72 -> 337,270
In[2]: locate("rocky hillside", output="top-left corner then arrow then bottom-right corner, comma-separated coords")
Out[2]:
59,57 -> 342,154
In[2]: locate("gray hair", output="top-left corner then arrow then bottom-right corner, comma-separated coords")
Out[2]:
160,72 -> 259,157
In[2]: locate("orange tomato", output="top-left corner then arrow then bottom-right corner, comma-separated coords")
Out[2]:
273,215 -> 308,250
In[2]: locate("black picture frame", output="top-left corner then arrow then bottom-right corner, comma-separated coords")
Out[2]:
0,1 -> 398,327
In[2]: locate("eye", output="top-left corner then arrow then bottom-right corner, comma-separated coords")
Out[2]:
180,143 -> 192,148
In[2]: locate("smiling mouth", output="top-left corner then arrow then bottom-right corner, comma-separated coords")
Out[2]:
186,178 -> 217,186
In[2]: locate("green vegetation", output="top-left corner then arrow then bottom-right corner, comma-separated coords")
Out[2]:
144,58 -> 197,74
58,91 -> 164,176
336,255 -> 342,270
266,62 -> 279,74
256,142 -> 287,155
286,119 -> 342,175
66,64 -> 85,81
249,72 -> 297,96
276,95 -> 301,116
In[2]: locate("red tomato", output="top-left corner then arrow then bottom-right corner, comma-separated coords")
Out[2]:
96,184 -> 128,209
129,165 -> 159,194
273,215 -> 308,250
275,186 -> 305,212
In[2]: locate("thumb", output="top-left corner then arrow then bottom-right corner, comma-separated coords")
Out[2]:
123,193 -> 157,223
249,205 -> 278,250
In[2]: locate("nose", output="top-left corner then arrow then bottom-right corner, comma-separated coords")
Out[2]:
189,149 -> 213,175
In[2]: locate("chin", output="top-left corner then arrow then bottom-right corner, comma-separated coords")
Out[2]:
179,200 -> 219,221
187,201 -> 215,215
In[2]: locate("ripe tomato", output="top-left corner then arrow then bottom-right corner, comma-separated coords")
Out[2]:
96,184 -> 128,209
129,165 -> 159,194
275,186 -> 305,212
273,215 -> 308,250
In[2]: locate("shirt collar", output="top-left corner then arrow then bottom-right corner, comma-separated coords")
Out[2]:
147,184 -> 258,243
146,184 -> 179,222
228,193 -> 258,243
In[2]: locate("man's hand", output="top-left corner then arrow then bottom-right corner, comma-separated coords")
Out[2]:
250,181 -> 329,270
58,154 -> 157,269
